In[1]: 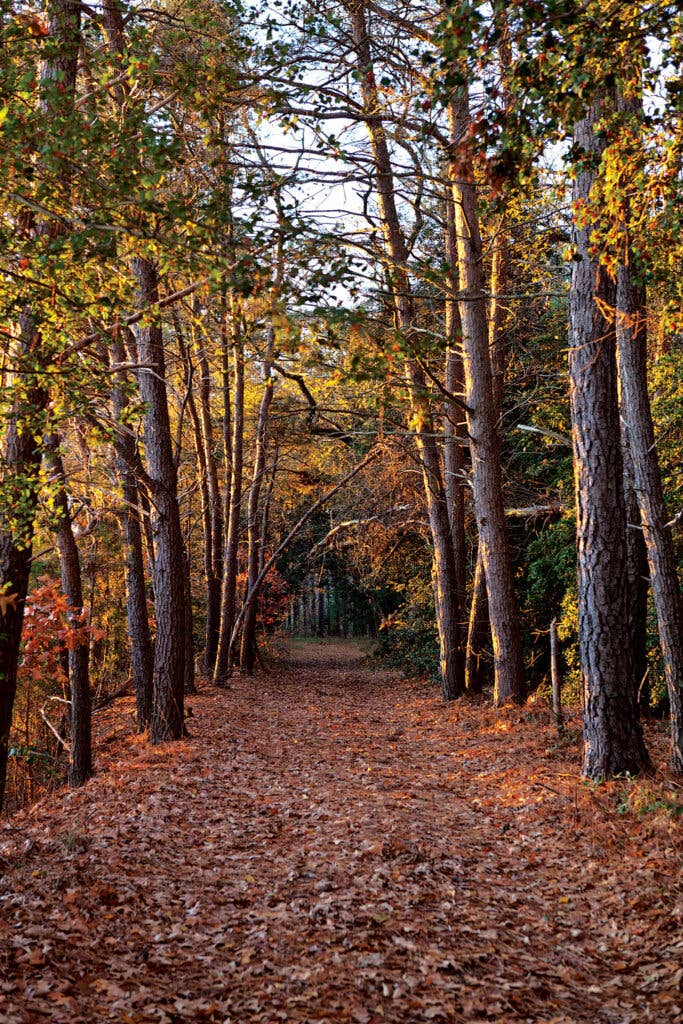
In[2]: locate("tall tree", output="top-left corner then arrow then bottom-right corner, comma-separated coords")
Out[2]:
569,90 -> 648,778
447,92 -> 525,706
133,259 -> 187,741
46,439 -> 92,786
348,1 -> 465,699
0,0 -> 81,811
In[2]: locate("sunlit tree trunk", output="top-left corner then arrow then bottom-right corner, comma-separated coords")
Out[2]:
349,2 -> 464,698
569,93 -> 648,778
214,328 -> 245,684
617,252 -> 683,771
449,95 -> 524,706
443,198 -> 467,637
240,328 -> 276,672
111,337 -> 153,729
192,308 -> 223,672
133,258 -> 186,741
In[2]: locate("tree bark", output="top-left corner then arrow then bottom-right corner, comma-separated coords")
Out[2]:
617,263 -> 683,770
133,258 -> 186,742
569,94 -> 648,778
193,309 -> 223,672
214,332 -> 245,684
449,96 -> 524,706
349,3 -> 465,698
240,328 -> 275,672
443,195 -> 467,625
111,336 -> 154,730
0,0 -> 80,811
465,223 -> 508,695
46,440 -> 92,787
0,360 -> 45,813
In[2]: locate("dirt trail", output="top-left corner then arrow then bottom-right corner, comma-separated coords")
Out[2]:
0,642 -> 680,1024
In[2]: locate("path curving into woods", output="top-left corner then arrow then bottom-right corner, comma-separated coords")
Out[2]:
0,640 -> 680,1023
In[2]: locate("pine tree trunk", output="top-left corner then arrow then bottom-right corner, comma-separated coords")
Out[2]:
617,267 -> 683,770
464,228 -> 508,695
214,336 -> 245,684
0,0 -> 80,811
349,3 -> 464,698
443,198 -> 468,651
621,416 -> 650,712
133,258 -> 186,742
449,99 -> 524,706
193,317 -> 223,672
240,330 -> 275,672
0,362 -> 46,813
570,95 -> 648,778
111,336 -> 153,729
46,441 -> 92,787
465,554 -> 489,694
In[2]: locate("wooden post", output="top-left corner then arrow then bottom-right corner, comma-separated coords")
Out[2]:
550,618 -> 563,733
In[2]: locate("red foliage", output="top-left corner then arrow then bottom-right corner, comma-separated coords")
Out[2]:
21,576 -> 104,690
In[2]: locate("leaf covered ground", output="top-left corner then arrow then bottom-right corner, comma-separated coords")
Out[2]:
0,640 -> 681,1024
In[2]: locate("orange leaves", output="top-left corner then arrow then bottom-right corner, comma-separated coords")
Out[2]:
0,591 -> 19,617
0,642 -> 681,1023
20,576 -> 98,690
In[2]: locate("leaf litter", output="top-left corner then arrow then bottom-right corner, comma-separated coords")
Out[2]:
0,640 -> 681,1024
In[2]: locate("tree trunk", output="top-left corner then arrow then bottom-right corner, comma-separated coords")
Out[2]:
349,3 -> 464,698
617,262 -> 683,770
240,329 -> 275,672
111,336 -> 153,730
465,556 -> 489,694
464,224 -> 508,695
449,96 -> 524,706
443,196 -> 468,628
0,362 -> 45,813
193,309 -> 223,672
0,0 -> 80,811
621,419 -> 650,712
183,544 -> 196,696
133,258 -> 186,742
214,333 -> 245,684
46,440 -> 92,787
569,94 -> 648,778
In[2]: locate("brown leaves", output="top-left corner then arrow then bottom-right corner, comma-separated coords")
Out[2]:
0,643 -> 681,1022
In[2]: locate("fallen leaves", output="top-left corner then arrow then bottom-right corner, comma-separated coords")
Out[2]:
0,640 -> 680,1023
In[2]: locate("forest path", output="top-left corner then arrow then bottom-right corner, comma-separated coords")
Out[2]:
0,641 -> 681,1024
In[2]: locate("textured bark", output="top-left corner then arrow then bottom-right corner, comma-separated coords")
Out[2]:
46,441 -> 92,787
464,226 -> 509,696
443,199 -> 467,619
240,329 -> 275,673
620,413 -> 649,711
182,545 -> 196,696
465,556 -> 489,694
449,97 -> 524,706
0,368 -> 45,813
617,265 -> 683,770
350,3 -> 464,698
569,95 -> 648,778
464,12 -> 514,698
214,336 -> 245,684
111,336 -> 153,730
133,258 -> 186,742
193,316 -> 223,672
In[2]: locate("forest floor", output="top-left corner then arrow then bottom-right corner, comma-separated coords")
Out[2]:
0,640 -> 681,1024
